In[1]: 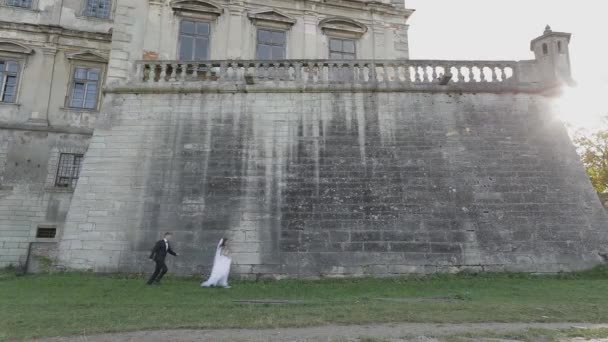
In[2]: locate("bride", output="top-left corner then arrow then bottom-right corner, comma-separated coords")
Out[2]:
201,238 -> 231,288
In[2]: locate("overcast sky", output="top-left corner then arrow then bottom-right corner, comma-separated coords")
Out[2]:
404,0 -> 608,130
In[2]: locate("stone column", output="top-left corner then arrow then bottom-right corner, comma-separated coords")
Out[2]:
29,46 -> 57,126
142,0 -> 163,60
106,1 -> 147,85
226,2 -> 246,59
303,12 -> 319,59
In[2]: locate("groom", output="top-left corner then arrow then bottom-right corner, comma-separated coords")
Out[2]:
147,232 -> 178,285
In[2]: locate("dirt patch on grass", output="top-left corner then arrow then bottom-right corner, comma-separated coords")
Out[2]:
34,323 -> 608,342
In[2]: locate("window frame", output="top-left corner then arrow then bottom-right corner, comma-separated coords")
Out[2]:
3,0 -> 35,9
328,37 -> 357,60
66,63 -> 104,111
0,59 -> 21,104
177,18 -> 212,61
82,0 -> 113,20
54,153 -> 84,189
255,28 -> 287,60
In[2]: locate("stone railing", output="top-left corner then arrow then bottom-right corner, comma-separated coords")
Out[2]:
132,60 -> 520,87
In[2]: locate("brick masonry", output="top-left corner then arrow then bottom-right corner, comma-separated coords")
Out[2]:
56,90 -> 608,277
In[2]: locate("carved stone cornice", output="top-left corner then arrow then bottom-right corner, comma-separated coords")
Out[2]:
0,21 -> 112,43
248,9 -> 296,30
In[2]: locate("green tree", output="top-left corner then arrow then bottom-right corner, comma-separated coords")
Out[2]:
573,122 -> 608,194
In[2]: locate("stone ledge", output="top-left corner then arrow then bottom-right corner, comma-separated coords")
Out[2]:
105,82 -> 557,96
0,122 -> 93,135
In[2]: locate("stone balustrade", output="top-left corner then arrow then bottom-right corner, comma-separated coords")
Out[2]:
133,60 -> 519,85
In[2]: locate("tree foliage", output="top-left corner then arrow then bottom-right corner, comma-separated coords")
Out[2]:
573,122 -> 608,194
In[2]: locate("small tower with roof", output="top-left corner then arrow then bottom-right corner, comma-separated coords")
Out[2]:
530,25 -> 573,85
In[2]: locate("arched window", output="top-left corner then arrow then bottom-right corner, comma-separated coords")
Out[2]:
557,41 -> 563,54
542,43 -> 548,55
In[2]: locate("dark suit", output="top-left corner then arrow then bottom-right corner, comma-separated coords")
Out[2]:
147,239 -> 177,284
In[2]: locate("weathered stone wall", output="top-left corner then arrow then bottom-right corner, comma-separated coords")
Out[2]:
0,1 -> 110,268
0,129 -> 90,268
107,0 -> 413,84
57,89 -> 608,277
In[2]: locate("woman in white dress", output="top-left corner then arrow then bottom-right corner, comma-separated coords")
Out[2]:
201,238 -> 231,288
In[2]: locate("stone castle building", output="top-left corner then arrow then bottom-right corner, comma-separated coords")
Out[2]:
0,0 -> 606,277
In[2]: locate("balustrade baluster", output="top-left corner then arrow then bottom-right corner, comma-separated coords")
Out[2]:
177,64 -> 184,82
453,66 -> 459,82
502,65 -> 510,83
159,63 -> 167,83
134,63 -> 143,83
414,65 -> 424,83
167,63 -> 175,82
501,65 -> 510,82
348,62 -> 356,83
258,63 -> 265,80
381,63 -> 388,83
294,62 -> 302,83
368,63 -> 376,83
471,66 -> 479,83
430,65 -> 438,82
328,62 -> 335,83
445,65 -> 453,83
191,63 -> 198,80
144,65 -> 152,83
479,66 -> 487,83
486,66 -> 494,83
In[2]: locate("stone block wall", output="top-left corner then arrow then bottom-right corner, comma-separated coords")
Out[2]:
57,89 -> 608,277
0,129 -> 90,268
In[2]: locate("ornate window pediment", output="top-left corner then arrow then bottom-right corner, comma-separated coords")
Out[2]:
170,0 -> 223,19
319,17 -> 368,39
66,51 -> 108,63
248,9 -> 296,30
0,40 -> 34,55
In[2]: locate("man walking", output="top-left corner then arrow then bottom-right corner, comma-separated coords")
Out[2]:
147,232 -> 178,285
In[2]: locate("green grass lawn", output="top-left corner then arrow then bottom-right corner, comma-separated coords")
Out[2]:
2,268 -> 608,340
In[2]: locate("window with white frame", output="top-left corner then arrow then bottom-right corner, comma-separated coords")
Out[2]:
179,20 -> 210,61
83,0 -> 111,19
5,0 -> 33,8
55,153 -> 84,188
69,67 -> 101,109
329,38 -> 356,59
256,29 -> 286,60
0,60 -> 19,103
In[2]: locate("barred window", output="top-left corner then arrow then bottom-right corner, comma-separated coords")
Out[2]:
179,20 -> 210,61
329,38 -> 356,59
84,0 -> 111,19
0,60 -> 19,103
6,0 -> 33,8
69,67 -> 100,109
256,29 -> 286,60
55,154 -> 84,188
36,227 -> 57,239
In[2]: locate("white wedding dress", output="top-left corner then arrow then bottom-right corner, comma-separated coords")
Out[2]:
201,238 -> 231,288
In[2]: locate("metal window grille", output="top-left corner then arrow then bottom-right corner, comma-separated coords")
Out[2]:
55,153 -> 84,188
69,67 -> 100,109
256,29 -> 286,60
5,0 -> 32,8
178,20 -> 210,61
0,60 -> 20,103
36,227 -> 57,238
84,0 -> 111,19
329,38 -> 356,60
